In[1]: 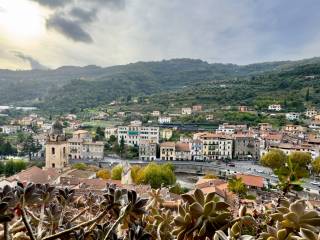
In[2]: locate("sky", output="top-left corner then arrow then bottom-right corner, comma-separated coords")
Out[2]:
0,0 -> 320,70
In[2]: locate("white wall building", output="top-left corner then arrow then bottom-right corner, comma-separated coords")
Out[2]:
158,116 -> 171,124
117,125 -> 159,146
105,127 -> 118,140
286,112 -> 300,121
268,104 -> 282,111
152,111 -> 161,117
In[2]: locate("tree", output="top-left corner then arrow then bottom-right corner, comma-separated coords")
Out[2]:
96,169 -> 111,179
227,177 -> 247,197
305,88 -> 310,101
136,163 -> 176,189
111,165 -> 123,180
131,165 -> 142,183
312,157 -> 320,175
119,137 -> 125,158
261,149 -> 287,169
4,160 -> 27,176
261,150 -> 311,195
21,135 -> 42,161
72,163 -> 87,170
94,127 -> 105,141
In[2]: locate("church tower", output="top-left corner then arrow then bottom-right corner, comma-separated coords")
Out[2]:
45,121 -> 68,169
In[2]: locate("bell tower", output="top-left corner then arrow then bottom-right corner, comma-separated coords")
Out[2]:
45,121 -> 68,169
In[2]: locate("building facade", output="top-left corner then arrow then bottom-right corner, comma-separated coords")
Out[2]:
160,142 -> 176,160
117,124 -> 159,146
139,140 -> 157,161
45,122 -> 68,169
68,130 -> 104,160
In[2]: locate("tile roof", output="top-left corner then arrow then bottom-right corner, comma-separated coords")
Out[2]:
175,142 -> 190,152
236,174 -> 264,188
160,142 -> 176,148
8,166 -> 60,184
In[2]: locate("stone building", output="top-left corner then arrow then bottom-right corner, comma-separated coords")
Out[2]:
45,121 -> 68,169
139,140 -> 157,161
233,134 -> 260,160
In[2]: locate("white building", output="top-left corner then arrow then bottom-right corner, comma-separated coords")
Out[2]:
286,112 -> 300,121
181,107 -> 192,115
0,125 -> 20,134
105,127 -> 118,140
158,116 -> 171,124
268,104 -> 282,111
216,123 -> 247,135
117,124 -> 159,146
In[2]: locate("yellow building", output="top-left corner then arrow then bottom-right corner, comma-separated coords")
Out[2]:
160,142 -> 176,160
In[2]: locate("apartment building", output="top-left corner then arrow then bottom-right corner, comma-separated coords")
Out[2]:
68,130 -> 104,160
233,134 -> 260,160
200,133 -> 233,160
175,142 -> 191,160
117,124 -> 159,146
160,142 -> 176,160
104,127 -> 118,140
139,140 -> 157,161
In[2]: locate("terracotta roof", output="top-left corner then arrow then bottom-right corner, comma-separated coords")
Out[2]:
160,142 -> 175,148
8,166 -> 60,184
195,178 -> 226,189
66,169 -> 96,179
236,174 -> 264,188
175,142 -> 190,152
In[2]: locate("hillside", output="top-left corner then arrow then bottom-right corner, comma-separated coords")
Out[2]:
1,57 -> 320,113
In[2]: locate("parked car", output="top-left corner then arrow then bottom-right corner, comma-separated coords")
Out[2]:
228,163 -> 235,167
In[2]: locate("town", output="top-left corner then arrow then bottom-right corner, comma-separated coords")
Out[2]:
1,0 -> 320,239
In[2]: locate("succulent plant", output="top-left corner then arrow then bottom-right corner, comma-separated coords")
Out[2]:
214,221 -> 256,240
269,199 -> 320,232
173,189 -> 231,240
146,189 -> 164,210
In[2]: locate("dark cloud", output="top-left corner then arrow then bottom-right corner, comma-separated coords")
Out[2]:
30,0 -> 72,8
70,7 -> 97,23
46,14 -> 93,43
12,51 -> 48,70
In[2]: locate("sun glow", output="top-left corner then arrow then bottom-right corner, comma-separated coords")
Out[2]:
0,0 -> 45,41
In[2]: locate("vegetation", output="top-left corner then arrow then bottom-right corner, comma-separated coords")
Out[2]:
96,169 -> 111,180
136,163 -> 176,189
0,177 -> 318,240
312,156 -> 320,175
227,177 -> 247,197
72,163 -> 88,171
261,150 -> 311,195
0,159 -> 27,176
111,165 -> 123,180
2,58 -> 320,114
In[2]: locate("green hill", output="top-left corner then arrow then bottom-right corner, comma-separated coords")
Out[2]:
1,58 -> 320,113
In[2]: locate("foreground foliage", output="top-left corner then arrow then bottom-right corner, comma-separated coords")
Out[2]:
0,182 -> 319,240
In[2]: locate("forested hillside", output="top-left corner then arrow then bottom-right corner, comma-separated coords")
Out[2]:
1,57 -> 320,113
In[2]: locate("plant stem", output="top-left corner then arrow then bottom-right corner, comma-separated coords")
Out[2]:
21,208 -> 36,240
3,222 -> 9,240
42,209 -> 108,240
103,213 -> 126,240
70,207 -> 89,223
37,203 -> 45,238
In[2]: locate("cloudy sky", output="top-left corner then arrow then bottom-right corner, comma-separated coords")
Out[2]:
0,0 -> 320,70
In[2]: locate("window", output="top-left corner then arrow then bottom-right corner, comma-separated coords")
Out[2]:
52,163 -> 55,168
51,147 -> 55,155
